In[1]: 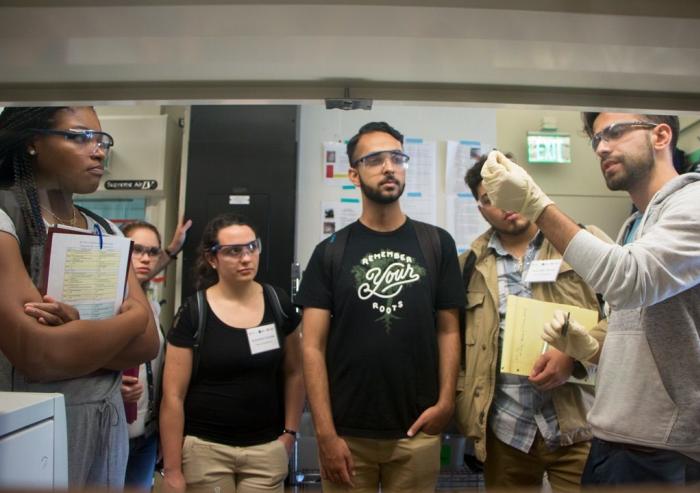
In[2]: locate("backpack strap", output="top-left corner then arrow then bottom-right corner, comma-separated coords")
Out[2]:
458,250 -> 477,370
75,205 -> 115,234
189,290 -> 207,385
322,223 -> 352,314
412,220 -> 442,306
262,283 -> 289,330
189,286 -> 289,384
462,251 -> 477,291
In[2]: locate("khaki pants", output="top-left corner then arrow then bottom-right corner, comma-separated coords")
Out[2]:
181,435 -> 289,493
484,427 -> 590,493
322,432 -> 441,493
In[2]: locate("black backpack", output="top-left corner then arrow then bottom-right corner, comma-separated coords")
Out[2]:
187,284 -> 289,384
322,219 -> 443,309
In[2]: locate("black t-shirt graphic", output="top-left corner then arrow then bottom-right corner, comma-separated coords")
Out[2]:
168,286 -> 300,446
296,219 -> 465,439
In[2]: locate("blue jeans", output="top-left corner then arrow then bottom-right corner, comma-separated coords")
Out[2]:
582,438 -> 700,486
125,433 -> 158,491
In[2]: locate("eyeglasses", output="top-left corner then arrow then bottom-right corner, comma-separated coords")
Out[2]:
352,150 -> 410,169
477,194 -> 492,207
133,244 -> 162,258
590,121 -> 658,151
31,128 -> 115,156
210,238 -> 262,258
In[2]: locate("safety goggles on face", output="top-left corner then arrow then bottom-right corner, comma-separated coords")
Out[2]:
32,128 -> 115,155
210,238 -> 262,258
352,150 -> 410,169
590,121 -> 658,151
133,244 -> 162,257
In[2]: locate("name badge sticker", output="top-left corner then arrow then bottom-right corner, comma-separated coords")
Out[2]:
246,323 -> 280,355
524,259 -> 562,283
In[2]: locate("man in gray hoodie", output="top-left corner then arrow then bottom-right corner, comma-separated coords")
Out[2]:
478,112 -> 700,486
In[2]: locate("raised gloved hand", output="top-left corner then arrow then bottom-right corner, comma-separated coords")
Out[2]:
542,310 -> 599,362
480,150 -> 554,221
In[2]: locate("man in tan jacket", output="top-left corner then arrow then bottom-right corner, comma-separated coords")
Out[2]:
455,154 -> 608,492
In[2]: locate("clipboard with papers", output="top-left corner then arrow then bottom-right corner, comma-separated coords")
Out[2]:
41,225 -> 134,320
501,295 -> 599,384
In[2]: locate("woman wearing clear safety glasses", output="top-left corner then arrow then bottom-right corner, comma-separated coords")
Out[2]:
119,218 -> 191,491
0,107 -> 159,488
160,213 -> 304,493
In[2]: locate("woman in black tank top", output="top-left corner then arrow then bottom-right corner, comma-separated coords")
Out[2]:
160,213 -> 303,493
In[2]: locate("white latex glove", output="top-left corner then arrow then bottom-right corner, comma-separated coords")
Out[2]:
480,150 -> 554,221
542,310 -> 599,362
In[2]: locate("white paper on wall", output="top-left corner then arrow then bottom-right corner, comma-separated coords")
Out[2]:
445,140 -> 483,195
444,140 -> 495,253
445,193 -> 490,254
322,142 -> 351,184
401,138 -> 437,225
320,200 -> 361,240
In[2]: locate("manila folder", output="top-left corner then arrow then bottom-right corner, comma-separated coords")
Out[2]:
500,295 -> 598,377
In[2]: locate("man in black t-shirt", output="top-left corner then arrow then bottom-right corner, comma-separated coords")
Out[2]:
296,122 -> 465,493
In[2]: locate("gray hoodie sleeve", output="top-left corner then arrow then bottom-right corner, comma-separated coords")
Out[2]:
562,182 -> 700,310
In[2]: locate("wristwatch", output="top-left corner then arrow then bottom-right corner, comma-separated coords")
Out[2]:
282,428 -> 297,437
164,247 -> 179,260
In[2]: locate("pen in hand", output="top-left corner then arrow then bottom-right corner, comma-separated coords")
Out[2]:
561,312 -> 571,337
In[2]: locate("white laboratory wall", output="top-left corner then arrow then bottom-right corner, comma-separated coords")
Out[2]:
295,103 -> 498,270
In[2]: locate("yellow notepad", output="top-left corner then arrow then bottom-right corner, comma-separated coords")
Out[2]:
501,295 -> 598,377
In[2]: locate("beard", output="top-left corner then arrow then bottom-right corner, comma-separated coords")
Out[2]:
603,141 -> 655,191
358,174 -> 405,204
491,219 -> 532,237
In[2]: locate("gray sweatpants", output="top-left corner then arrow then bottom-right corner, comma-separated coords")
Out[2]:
66,381 -> 129,489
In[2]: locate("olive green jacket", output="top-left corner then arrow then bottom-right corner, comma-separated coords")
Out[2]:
455,226 -> 608,462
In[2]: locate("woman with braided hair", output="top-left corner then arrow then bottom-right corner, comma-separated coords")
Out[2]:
0,106 -> 159,488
